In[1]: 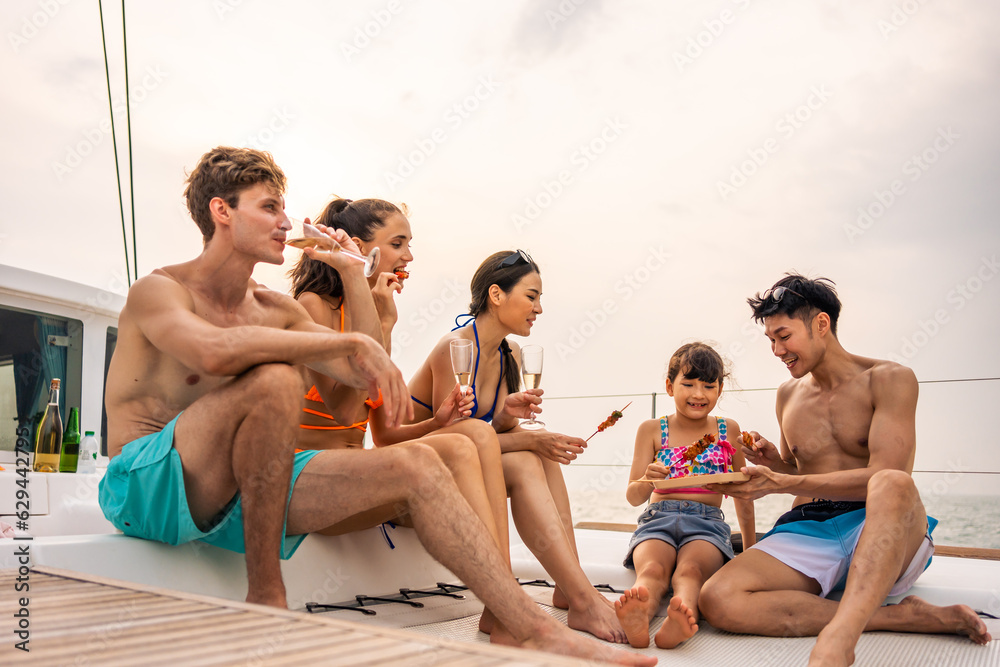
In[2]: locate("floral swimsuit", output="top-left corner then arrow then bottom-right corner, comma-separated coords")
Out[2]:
653,416 -> 734,495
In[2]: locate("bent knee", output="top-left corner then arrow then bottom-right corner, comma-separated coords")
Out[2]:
502,449 -> 545,479
868,469 -> 917,499
699,572 -> 735,625
428,434 -> 479,465
243,363 -> 303,396
673,559 -> 710,584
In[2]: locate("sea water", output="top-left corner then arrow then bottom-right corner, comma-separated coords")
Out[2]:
571,490 -> 1000,550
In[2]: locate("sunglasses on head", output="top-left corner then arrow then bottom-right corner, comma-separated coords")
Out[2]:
500,249 -> 533,268
763,285 -> 805,302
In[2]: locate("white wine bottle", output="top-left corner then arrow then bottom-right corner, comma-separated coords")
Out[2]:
33,379 -> 63,473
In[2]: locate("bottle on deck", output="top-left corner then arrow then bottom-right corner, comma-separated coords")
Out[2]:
33,378 -> 63,473
59,406 -> 81,473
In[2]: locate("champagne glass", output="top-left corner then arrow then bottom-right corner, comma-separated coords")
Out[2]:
519,345 -> 545,430
285,218 -> 380,277
450,339 -> 474,420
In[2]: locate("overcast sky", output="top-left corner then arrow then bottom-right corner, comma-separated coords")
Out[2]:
3,1 -> 999,487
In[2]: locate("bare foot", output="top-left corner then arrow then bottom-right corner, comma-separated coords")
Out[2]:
614,586 -> 654,648
809,624 -> 856,667
552,585 -> 569,610
489,618 -> 519,647
893,596 -> 992,644
245,585 -> 287,609
653,596 -> 698,649
479,607 -> 496,634
522,619 -> 658,666
568,590 -> 628,643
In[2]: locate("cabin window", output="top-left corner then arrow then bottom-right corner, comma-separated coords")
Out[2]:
0,305 -> 83,454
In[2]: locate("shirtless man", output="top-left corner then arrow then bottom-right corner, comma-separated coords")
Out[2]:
699,274 -> 991,667
98,146 -> 655,666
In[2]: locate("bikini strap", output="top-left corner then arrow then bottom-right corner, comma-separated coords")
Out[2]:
451,313 -> 475,331
659,415 -> 669,447
716,416 -> 727,441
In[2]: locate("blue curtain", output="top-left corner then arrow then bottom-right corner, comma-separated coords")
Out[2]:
38,317 -> 68,416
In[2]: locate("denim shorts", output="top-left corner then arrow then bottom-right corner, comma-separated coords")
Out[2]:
624,499 -> 734,569
99,414 -> 320,559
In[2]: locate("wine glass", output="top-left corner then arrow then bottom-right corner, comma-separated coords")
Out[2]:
519,345 -> 545,430
450,339 -> 474,420
285,218 -> 381,278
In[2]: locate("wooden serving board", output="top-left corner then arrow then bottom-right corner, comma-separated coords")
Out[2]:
634,471 -> 750,490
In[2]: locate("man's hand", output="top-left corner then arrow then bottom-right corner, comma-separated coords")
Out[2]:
433,384 -> 474,427
530,431 -> 587,465
501,388 -> 543,420
708,465 -> 785,500
742,431 -> 784,469
344,334 -> 413,428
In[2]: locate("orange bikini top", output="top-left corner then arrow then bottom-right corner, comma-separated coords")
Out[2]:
299,302 -> 383,431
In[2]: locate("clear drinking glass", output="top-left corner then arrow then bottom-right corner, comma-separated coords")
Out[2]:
285,218 -> 380,277
450,339 -> 474,420
519,344 -> 545,430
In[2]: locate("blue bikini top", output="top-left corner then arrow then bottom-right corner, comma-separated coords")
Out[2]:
411,315 -> 503,423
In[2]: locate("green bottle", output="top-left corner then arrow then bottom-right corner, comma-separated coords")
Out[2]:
59,407 -> 81,473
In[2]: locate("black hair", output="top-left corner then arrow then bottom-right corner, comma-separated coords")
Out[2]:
667,342 -> 728,385
469,250 -> 541,396
747,273 -> 841,336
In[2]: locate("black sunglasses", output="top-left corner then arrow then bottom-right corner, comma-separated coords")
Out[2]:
499,249 -> 533,268
763,285 -> 805,302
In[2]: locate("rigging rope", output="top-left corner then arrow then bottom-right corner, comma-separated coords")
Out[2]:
98,0 -> 131,288
122,0 -> 137,283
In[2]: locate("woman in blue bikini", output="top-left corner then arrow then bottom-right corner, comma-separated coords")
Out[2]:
404,250 -> 627,644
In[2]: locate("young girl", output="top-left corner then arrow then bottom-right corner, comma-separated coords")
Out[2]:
615,342 -> 755,649
405,250 -> 627,644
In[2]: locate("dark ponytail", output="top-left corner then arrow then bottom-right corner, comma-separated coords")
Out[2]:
469,250 -> 541,396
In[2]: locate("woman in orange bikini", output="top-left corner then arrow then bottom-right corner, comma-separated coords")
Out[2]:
288,198 -> 512,637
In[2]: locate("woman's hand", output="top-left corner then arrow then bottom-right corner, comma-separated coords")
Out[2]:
530,431 -> 587,465
303,223 -> 367,273
501,388 -> 543,421
433,384 -> 474,427
371,272 -> 402,327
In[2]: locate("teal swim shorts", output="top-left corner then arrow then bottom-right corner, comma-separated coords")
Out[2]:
98,414 -> 320,559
